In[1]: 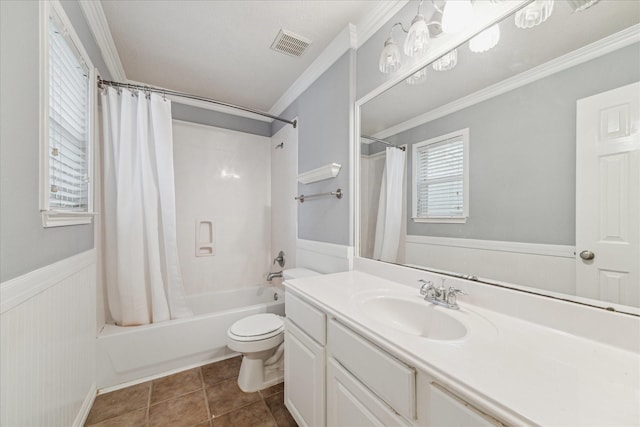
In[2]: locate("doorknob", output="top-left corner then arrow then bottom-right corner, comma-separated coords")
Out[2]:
579,250 -> 595,260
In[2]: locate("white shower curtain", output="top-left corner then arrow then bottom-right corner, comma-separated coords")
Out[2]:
373,147 -> 406,263
101,87 -> 191,326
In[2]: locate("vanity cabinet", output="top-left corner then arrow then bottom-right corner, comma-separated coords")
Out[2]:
285,290 -> 509,427
284,293 -> 326,427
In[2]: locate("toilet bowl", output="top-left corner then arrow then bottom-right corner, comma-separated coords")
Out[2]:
227,267 -> 320,392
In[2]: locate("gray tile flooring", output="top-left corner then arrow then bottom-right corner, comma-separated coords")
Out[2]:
85,356 -> 297,427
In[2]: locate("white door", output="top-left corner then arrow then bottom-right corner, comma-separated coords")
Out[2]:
576,82 -> 640,308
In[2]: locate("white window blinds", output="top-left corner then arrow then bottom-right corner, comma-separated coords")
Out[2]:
48,15 -> 90,211
414,131 -> 468,220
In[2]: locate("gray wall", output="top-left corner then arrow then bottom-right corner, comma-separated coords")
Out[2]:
273,51 -> 354,246
379,44 -> 640,245
1,1 -> 96,282
172,103 -> 271,136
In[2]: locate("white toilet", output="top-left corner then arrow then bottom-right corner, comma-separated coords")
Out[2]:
227,268 -> 320,392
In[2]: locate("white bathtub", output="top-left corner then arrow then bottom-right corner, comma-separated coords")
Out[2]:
96,286 -> 284,390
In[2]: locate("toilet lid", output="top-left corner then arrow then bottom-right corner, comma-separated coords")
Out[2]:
229,313 -> 283,338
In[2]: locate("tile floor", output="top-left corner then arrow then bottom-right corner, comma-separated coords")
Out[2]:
84,356 -> 297,427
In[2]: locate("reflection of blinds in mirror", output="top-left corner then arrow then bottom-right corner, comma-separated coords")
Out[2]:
415,137 -> 464,218
48,15 -> 90,211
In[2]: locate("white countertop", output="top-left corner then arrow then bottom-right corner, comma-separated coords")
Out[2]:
285,271 -> 640,427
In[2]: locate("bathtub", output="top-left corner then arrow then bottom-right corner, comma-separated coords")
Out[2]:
96,286 -> 284,390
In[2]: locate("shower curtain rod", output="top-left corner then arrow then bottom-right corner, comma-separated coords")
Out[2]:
98,78 -> 297,128
361,135 -> 406,151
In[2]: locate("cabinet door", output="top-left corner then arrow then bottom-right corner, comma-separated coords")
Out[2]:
327,358 -> 412,427
428,384 -> 506,427
284,319 -> 325,427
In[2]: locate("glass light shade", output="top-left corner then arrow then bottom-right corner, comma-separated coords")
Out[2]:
379,37 -> 401,74
441,0 -> 474,34
404,15 -> 430,57
567,0 -> 600,12
515,0 -> 554,29
469,24 -> 500,53
406,68 -> 427,85
432,49 -> 458,72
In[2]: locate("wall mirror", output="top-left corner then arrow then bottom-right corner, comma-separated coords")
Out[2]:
358,0 -> 640,315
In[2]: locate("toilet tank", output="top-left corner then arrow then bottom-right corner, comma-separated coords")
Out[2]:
282,268 -> 320,280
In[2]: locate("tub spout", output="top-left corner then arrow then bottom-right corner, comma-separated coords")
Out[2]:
267,271 -> 283,281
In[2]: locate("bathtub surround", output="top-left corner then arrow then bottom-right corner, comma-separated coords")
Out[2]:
172,121 -> 273,296
101,87 -> 191,325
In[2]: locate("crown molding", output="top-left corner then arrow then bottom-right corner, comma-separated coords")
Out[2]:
373,24 -> 640,140
78,0 -> 127,81
355,0 -> 409,48
269,1 -> 408,116
269,23 -> 357,116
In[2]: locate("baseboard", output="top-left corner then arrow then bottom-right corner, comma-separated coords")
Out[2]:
72,383 -> 97,427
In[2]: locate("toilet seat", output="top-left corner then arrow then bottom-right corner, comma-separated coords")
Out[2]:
228,313 -> 284,342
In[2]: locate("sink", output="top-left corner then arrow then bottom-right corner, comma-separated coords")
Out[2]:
357,295 -> 467,341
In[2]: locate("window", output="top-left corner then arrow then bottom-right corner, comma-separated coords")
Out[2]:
40,1 -> 95,227
412,129 -> 469,223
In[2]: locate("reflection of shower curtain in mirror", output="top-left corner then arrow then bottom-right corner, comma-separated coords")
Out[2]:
373,148 -> 405,263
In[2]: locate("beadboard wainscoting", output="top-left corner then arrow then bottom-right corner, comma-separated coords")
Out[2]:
1,250 -> 97,427
404,236 -> 576,295
296,238 -> 353,274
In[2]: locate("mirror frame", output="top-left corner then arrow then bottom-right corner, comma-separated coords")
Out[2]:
352,0 -> 639,317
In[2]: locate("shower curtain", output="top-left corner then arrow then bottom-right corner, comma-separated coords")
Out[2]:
101,87 -> 191,326
373,147 -> 406,263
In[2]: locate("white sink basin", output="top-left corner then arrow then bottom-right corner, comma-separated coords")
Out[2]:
357,295 -> 467,341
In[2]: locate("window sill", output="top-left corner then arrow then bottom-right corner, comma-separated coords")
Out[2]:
412,217 -> 467,224
41,211 -> 96,228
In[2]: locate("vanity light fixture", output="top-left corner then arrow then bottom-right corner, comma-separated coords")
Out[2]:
441,0 -> 474,34
379,31 -> 402,74
432,49 -> 458,71
567,0 -> 600,12
515,0 -> 554,29
404,1 -> 431,57
469,24 -> 500,53
406,67 -> 428,85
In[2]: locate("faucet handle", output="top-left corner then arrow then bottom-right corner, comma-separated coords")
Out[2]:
446,287 -> 467,308
418,279 -> 433,296
447,286 -> 467,296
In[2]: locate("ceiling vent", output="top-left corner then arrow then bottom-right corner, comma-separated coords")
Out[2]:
270,29 -> 311,57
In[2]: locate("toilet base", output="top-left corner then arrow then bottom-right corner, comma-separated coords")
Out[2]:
237,348 -> 284,392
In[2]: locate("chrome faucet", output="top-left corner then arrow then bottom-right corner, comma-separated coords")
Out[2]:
419,278 -> 466,310
267,271 -> 283,281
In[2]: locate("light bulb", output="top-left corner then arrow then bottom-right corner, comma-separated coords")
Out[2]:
442,0 -> 474,34
406,68 -> 427,85
404,15 -> 430,57
379,36 -> 401,74
515,0 -> 554,29
432,49 -> 458,72
469,24 -> 500,53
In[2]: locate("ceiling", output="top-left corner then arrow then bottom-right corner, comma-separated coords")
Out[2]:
100,0 -> 382,113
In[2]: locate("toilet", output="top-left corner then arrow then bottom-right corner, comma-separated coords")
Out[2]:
227,268 -> 320,392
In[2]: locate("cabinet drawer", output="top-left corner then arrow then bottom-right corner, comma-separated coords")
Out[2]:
328,319 -> 416,420
327,358 -> 411,427
285,292 -> 326,345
